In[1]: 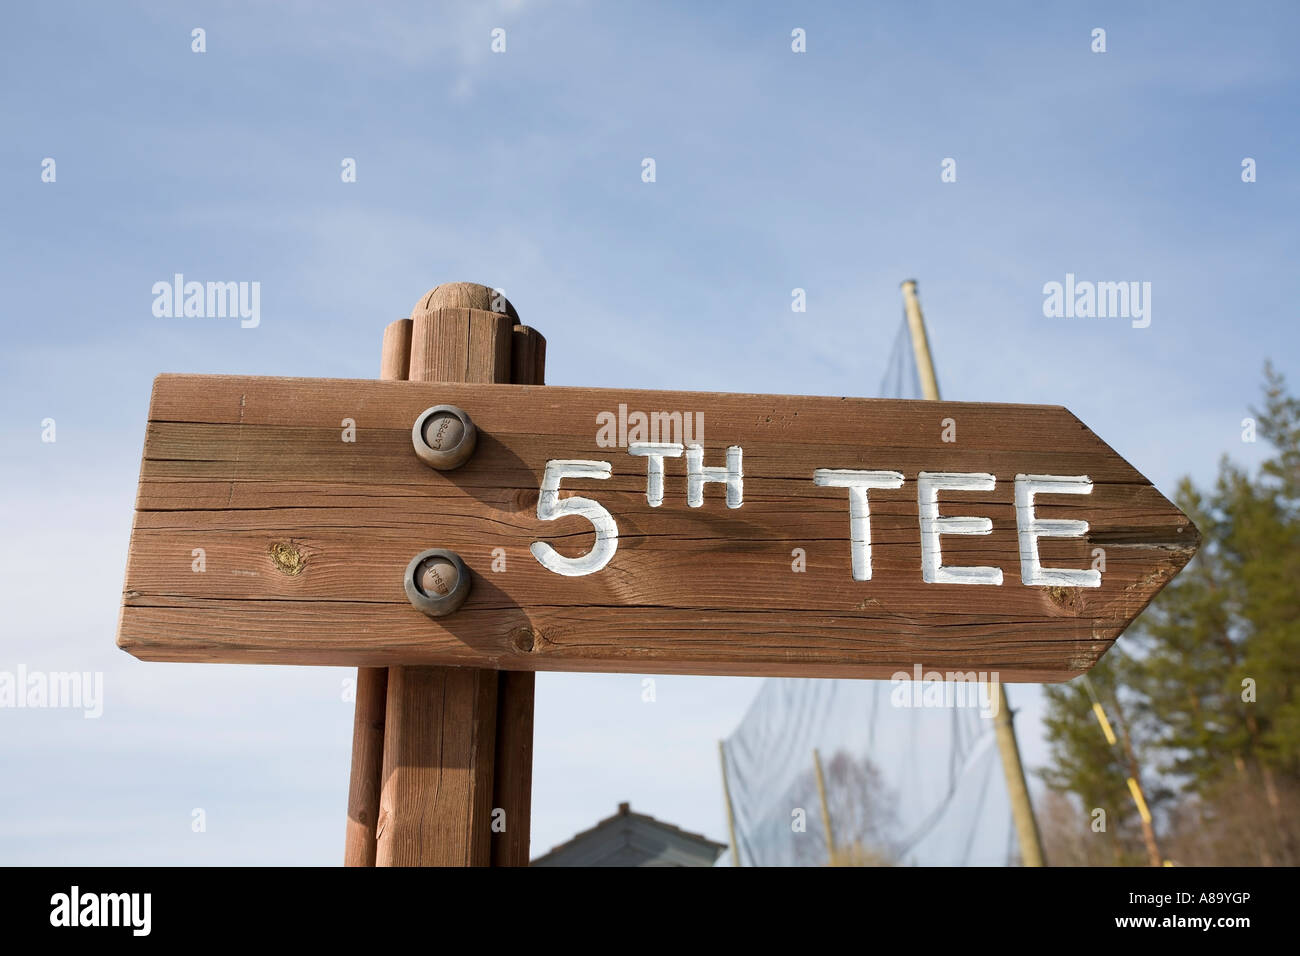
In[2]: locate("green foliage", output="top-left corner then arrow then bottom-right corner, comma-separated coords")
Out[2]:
1039,365 -> 1300,864
1041,654 -> 1134,817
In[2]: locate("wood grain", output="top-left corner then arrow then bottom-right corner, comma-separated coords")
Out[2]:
343,664 -> 388,866
374,664 -> 498,866
493,323 -> 544,867
374,303 -> 510,867
118,376 -> 1197,682
343,317 -> 410,868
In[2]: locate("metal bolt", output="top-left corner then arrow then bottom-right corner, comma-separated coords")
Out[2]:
411,405 -> 477,470
404,549 -> 471,618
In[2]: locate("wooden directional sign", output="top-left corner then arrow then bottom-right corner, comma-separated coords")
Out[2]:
118,374 -> 1198,682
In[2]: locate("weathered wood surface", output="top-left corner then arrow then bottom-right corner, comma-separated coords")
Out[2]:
344,663 -> 388,866
375,663 -> 498,866
374,300 -> 516,868
343,317 -> 409,868
118,376 -> 1198,681
492,323 -> 544,868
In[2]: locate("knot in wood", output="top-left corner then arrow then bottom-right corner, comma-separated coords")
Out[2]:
510,626 -> 540,654
269,541 -> 306,576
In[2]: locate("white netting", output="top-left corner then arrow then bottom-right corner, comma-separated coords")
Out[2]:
717,315 -> 1018,866
719,677 -> 1017,865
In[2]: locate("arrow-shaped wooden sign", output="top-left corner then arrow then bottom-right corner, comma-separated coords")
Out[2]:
118,374 -> 1198,682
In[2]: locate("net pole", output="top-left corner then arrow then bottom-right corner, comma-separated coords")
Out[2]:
900,278 -> 1047,868
813,748 -> 835,865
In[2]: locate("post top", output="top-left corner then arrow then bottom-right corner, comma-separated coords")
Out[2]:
412,282 -> 519,322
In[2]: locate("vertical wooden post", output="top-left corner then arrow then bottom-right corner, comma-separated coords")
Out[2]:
812,747 -> 835,864
901,278 -> 1047,868
990,690 -> 1046,866
901,279 -> 941,404
377,664 -> 500,865
366,283 -> 540,867
344,318 -> 411,866
491,323 -> 546,867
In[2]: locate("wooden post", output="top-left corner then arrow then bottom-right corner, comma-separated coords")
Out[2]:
344,318 -> 411,866
341,283 -> 542,867
812,747 -> 835,865
991,691 -> 1046,867
377,285 -> 514,866
492,323 -> 546,867
901,278 -> 1047,868
901,279 -> 941,404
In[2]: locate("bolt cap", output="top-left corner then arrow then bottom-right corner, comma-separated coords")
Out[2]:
412,405 -> 477,470
404,549 -> 472,618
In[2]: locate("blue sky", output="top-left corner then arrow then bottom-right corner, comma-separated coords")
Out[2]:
1,1 -> 1296,863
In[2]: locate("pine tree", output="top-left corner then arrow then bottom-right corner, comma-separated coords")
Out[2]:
1128,481 -> 1242,790
1039,365 -> 1300,864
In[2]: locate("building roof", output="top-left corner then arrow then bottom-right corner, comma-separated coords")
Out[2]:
531,802 -> 728,867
